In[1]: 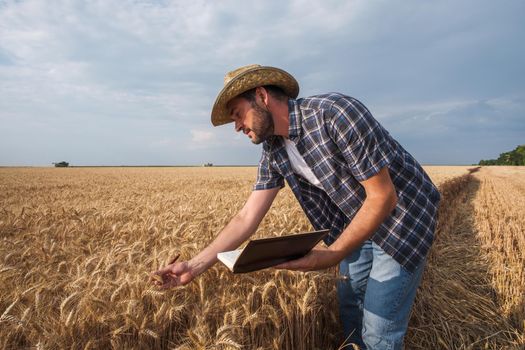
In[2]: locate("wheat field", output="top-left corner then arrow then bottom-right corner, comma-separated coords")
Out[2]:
0,166 -> 523,349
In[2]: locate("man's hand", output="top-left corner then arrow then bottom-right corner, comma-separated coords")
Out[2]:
150,259 -> 195,289
274,246 -> 344,272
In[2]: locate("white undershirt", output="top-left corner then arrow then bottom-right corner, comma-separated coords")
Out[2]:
284,138 -> 323,189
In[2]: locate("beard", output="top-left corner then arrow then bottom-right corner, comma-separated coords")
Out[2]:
249,102 -> 275,144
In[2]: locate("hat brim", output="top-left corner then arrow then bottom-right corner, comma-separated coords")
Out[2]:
211,66 -> 299,126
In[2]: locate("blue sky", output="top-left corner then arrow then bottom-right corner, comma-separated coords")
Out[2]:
1,0 -> 523,166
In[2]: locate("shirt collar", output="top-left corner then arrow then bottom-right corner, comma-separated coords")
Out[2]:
287,98 -> 302,141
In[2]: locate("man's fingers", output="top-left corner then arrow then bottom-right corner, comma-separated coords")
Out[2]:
149,267 -> 174,287
275,259 -> 301,270
274,254 -> 315,271
159,279 -> 178,290
149,261 -> 192,289
149,272 -> 163,283
152,265 -> 172,277
151,261 -> 185,277
158,273 -> 185,289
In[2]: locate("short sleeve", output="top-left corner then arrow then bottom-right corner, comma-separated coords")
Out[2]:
328,97 -> 396,182
253,144 -> 285,191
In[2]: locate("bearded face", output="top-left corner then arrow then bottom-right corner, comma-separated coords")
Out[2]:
248,102 -> 275,144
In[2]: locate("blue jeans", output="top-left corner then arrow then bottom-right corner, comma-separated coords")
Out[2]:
337,240 -> 426,349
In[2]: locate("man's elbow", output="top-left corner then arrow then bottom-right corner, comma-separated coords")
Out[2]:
388,189 -> 398,213
374,186 -> 397,214
366,188 -> 397,214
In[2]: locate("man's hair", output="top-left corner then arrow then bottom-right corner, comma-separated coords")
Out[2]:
237,85 -> 289,105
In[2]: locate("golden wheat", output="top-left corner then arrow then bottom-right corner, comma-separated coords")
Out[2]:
0,166 -> 523,349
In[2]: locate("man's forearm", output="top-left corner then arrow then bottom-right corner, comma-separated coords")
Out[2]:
328,193 -> 397,260
186,187 -> 279,278
187,213 -> 257,277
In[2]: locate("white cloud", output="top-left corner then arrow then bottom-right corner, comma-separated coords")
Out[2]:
188,129 -> 221,150
191,129 -> 214,143
0,0 -> 523,165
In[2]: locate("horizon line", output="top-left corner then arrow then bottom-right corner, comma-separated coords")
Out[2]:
0,163 -> 483,168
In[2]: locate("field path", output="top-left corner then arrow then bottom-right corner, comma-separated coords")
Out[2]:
470,167 -> 524,333
407,167 -> 525,349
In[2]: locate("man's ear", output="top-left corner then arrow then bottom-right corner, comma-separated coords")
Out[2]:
256,86 -> 269,108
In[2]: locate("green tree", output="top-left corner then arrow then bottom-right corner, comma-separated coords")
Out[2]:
479,145 -> 525,166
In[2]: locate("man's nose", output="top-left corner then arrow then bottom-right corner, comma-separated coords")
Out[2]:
234,120 -> 243,132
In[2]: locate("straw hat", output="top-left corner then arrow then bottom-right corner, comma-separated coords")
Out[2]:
211,64 -> 299,126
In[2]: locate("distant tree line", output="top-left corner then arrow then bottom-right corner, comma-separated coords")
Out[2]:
479,145 -> 525,165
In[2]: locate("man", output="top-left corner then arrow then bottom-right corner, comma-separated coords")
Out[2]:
152,64 -> 440,349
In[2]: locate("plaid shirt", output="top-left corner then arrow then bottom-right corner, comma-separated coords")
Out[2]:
253,93 -> 440,273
